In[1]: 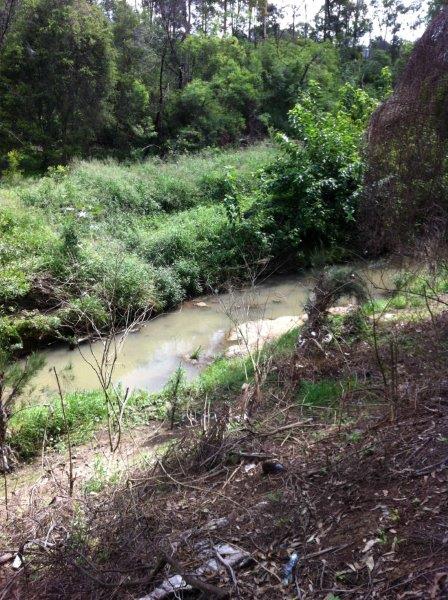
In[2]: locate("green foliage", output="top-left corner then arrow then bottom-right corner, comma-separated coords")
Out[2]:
0,145 -> 275,351
258,82 -> 377,264
0,349 -> 44,398
0,313 -> 61,352
19,144 -> 272,217
0,0 -> 115,169
0,0 -> 412,168
84,455 -> 121,494
9,387 -> 148,460
0,349 -> 44,469
297,379 -> 346,407
2,150 -> 23,183
0,200 -> 56,304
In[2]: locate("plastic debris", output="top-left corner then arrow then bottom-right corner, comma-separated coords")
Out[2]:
282,552 -> 299,585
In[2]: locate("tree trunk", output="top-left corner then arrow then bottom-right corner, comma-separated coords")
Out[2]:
0,403 -> 10,473
223,0 -> 227,35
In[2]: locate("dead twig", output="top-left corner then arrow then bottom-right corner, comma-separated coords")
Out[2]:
245,418 -> 315,437
162,551 -> 230,598
213,546 -> 240,598
413,455 -> 448,476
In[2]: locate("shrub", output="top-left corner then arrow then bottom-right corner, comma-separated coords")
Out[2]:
19,144 -> 274,218
258,82 -> 377,264
0,313 -> 61,352
75,241 -> 156,313
0,145 -> 276,351
152,266 -> 185,309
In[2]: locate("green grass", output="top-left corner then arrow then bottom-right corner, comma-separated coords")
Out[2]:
297,379 -> 347,407
9,322 -> 294,460
362,292 -> 424,316
0,143 -> 276,352
17,144 -> 273,219
9,388 -> 149,460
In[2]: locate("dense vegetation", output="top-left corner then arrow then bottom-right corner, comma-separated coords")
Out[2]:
0,74 -> 382,354
0,0 -> 443,454
0,1 -> 431,359
0,0 -> 420,171
0,144 -> 276,351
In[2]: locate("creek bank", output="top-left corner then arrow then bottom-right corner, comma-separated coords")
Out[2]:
225,305 -> 356,357
28,275 -> 313,396
4,311 -> 448,599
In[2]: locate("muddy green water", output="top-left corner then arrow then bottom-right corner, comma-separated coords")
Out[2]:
29,266 -> 393,397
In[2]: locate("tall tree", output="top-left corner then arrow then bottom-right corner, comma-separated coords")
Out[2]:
0,0 -> 18,50
0,0 -> 115,168
103,0 -> 156,154
317,0 -> 371,46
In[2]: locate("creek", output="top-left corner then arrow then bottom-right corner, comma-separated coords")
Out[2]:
29,265 -> 393,397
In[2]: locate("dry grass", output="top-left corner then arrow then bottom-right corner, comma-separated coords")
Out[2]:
1,314 -> 448,599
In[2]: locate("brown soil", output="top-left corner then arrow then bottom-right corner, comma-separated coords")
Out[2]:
1,315 -> 448,599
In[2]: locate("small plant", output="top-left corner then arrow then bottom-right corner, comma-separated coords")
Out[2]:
84,456 -> 120,494
0,349 -> 44,472
345,430 -> 363,443
298,379 -> 346,407
299,268 -> 368,351
2,150 -> 23,183
266,490 -> 283,502
377,528 -> 388,545
165,366 -> 186,429
53,367 -> 75,496
189,345 -> 202,361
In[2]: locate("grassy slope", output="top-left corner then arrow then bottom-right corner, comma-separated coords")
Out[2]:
0,144 -> 275,352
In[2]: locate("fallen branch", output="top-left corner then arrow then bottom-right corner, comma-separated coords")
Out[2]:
161,551 -> 230,598
413,455 -> 448,476
304,543 -> 352,560
245,418 -> 315,437
213,547 -> 240,598
230,451 -> 273,461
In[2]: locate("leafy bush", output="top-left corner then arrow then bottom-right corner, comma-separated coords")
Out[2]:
258,82 -> 377,264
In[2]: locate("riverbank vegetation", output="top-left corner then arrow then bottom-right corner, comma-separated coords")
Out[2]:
0,0 -> 423,356
0,144 -> 275,352
2,0 -> 448,597
0,77 -> 383,355
3,266 -> 448,598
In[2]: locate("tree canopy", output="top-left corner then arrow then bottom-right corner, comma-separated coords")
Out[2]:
0,0 -> 424,171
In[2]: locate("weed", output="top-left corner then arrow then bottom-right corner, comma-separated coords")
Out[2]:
345,430 -> 363,443
189,346 -> 202,361
297,379 -> 346,407
84,456 -> 121,494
